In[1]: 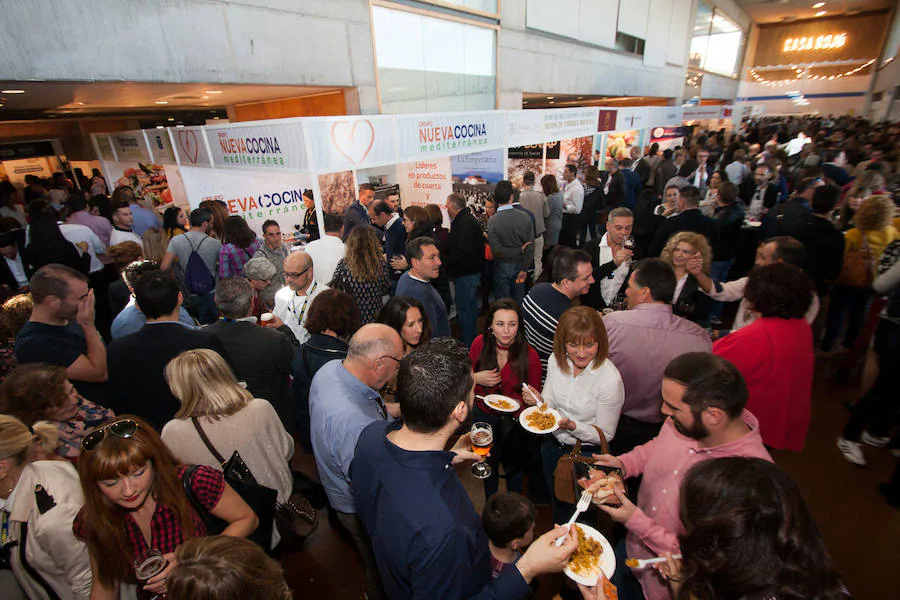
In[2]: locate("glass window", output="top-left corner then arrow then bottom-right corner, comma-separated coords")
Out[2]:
690,1 -> 745,78
420,0 -> 498,14
373,6 -> 496,113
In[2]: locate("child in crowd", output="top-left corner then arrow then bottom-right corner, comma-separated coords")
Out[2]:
482,492 -> 536,580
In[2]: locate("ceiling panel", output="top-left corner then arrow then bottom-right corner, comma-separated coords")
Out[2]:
733,0 -> 892,24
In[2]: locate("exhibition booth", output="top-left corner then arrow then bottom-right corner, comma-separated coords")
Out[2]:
89,104 -> 733,238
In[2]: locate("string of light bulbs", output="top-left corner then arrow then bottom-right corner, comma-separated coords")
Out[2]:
748,58 -> 876,87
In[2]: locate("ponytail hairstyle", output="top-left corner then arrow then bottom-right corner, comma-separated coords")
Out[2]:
0,414 -> 58,463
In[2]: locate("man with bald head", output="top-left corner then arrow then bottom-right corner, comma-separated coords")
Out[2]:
309,323 -> 403,600
272,250 -> 327,345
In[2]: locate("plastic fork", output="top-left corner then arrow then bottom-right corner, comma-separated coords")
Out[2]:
521,383 -> 544,407
555,490 -> 593,546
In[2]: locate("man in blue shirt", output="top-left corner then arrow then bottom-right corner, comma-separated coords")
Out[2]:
110,259 -> 196,339
395,237 -> 451,337
112,185 -> 161,237
351,338 -> 578,600
309,323 -> 403,600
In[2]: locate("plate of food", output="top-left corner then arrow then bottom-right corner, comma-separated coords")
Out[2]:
578,467 -> 624,506
519,405 -> 561,434
483,394 -> 521,413
564,523 -> 616,586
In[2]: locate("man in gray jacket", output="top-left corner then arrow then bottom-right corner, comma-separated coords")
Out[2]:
518,171 -> 550,278
488,180 -> 534,304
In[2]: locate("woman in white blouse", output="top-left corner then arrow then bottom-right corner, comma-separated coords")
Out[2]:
524,306 -> 625,523
160,349 -> 294,549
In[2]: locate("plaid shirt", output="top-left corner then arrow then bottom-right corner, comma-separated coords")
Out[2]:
73,465 -> 224,589
218,237 -> 262,279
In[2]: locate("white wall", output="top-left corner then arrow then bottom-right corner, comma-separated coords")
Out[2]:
501,0 -> 711,107
0,0 -> 380,113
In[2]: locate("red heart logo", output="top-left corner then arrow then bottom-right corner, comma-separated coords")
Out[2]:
177,130 -> 199,164
330,120 -> 375,165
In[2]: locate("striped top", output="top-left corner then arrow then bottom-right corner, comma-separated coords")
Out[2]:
521,282 -> 572,381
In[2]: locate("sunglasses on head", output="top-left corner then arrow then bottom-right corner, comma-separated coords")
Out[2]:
81,419 -> 139,452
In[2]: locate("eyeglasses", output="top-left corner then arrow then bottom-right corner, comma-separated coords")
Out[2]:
377,355 -> 402,365
284,266 -> 311,279
81,419 -> 139,452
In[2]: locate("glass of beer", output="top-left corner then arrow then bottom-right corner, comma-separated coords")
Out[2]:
133,548 -> 168,584
470,422 -> 493,480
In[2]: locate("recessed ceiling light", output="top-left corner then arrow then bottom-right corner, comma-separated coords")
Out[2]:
547,96 -> 554,100
167,117 -> 175,121
154,100 -> 169,105
815,10 -> 826,16
205,90 -> 223,94
548,100 -> 555,104
812,2 -> 825,8
1,89 -> 25,94
156,125 -> 165,129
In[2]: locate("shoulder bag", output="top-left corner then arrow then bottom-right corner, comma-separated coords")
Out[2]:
184,417 -> 276,549
835,235 -> 875,288
553,425 -> 612,504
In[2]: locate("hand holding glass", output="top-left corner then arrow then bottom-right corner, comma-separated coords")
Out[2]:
470,422 -> 493,479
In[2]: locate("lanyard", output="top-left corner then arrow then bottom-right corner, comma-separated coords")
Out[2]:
289,281 -> 317,323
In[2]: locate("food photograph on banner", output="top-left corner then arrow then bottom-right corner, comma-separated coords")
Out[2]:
507,144 -> 544,189
648,126 -> 685,153
179,166 -> 312,237
317,170 -> 358,216
545,137 -> 593,184
601,130 -> 643,162
451,148 -> 504,222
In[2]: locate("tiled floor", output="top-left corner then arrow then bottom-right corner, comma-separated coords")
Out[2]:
284,361 -> 900,600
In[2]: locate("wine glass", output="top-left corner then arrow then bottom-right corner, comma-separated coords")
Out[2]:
470,422 -> 493,480
623,235 -> 636,251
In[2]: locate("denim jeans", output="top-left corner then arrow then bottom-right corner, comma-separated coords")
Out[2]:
708,258 -> 734,321
453,273 -> 481,348
493,261 -> 525,305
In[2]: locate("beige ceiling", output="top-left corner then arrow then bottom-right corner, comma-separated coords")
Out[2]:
733,0 -> 892,24
0,80 -> 344,118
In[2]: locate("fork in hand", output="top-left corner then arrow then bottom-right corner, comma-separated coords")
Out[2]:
555,490 -> 593,547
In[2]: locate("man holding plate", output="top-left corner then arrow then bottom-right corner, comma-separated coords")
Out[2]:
584,353 -> 771,600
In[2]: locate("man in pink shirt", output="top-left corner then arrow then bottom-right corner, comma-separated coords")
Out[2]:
588,352 -> 772,600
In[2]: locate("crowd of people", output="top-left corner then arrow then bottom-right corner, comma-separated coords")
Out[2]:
0,112 -> 896,600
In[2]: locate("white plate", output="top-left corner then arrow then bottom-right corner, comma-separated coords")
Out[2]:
483,394 -> 521,413
518,405 -> 561,434
564,523 -> 616,586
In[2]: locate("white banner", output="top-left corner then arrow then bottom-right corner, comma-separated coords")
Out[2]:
92,134 -> 116,162
205,120 -> 307,171
306,115 -> 396,172
171,127 -> 212,167
396,111 -> 506,162
683,106 -> 724,121
543,107 -> 601,142
178,166 -> 312,236
110,131 -> 150,162
507,110 -> 546,147
147,130 -> 177,164
651,106 -> 684,125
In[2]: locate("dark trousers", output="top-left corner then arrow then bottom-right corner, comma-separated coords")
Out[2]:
335,510 -> 387,600
842,320 -> 900,441
609,415 -> 664,456
821,285 -> 872,351
559,214 -> 583,248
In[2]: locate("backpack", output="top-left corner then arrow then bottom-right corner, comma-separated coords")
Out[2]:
183,235 -> 215,295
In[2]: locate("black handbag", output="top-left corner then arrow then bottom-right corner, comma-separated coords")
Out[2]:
183,418 -> 276,549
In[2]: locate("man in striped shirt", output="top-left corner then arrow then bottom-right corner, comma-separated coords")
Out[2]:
522,248 -> 594,379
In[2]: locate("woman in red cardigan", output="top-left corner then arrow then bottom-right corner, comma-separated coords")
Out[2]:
470,298 -> 542,498
713,262 -> 815,451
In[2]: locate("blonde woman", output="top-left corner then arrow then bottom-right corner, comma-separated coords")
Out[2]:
822,194 -> 899,352
141,226 -> 169,262
660,231 -> 713,325
160,349 -> 294,548
0,415 -> 91,599
329,225 -> 392,323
